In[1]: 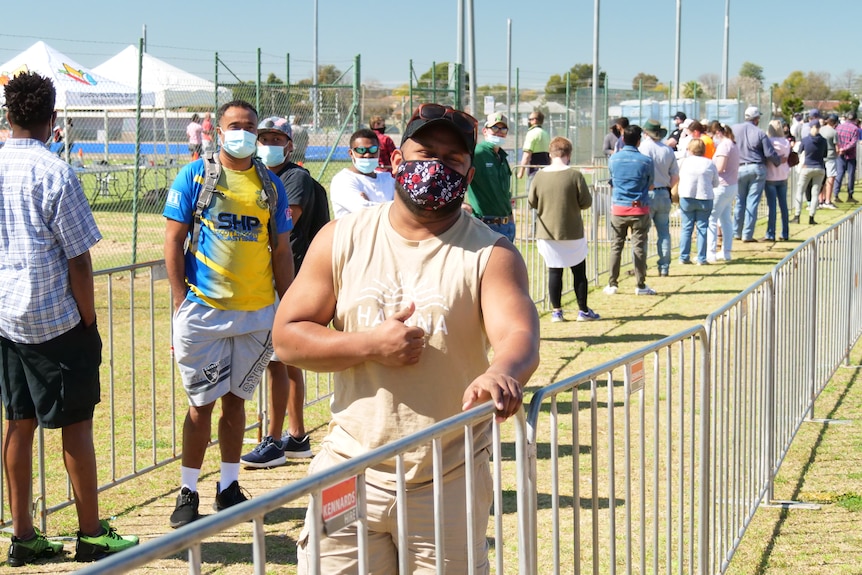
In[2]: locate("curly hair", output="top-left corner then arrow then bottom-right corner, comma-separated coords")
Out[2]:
4,72 -> 55,129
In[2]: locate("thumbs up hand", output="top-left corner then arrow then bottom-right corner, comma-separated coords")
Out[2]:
370,302 -> 427,366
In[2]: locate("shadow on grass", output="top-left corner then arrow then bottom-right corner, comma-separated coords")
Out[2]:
498,441 -> 592,462
496,490 -> 620,515
543,333 -> 670,346
751,357 -> 859,575
534,399 -> 623,415
164,534 -> 298,567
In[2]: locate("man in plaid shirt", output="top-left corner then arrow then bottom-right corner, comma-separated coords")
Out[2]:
835,111 -> 860,203
0,72 -> 138,565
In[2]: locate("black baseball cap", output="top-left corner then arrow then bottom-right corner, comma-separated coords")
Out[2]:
403,103 -> 478,156
673,111 -> 687,121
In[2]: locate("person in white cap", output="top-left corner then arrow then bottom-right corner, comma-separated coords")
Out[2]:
730,106 -> 781,242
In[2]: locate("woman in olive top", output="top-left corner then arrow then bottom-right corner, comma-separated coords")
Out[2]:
528,136 -> 597,323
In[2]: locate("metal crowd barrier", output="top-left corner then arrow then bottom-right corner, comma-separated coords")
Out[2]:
518,210 -> 862,574
523,326 -> 711,574
76,404 -> 530,575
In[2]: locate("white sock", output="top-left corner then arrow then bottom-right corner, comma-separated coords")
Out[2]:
219,462 -> 240,492
180,466 -> 201,492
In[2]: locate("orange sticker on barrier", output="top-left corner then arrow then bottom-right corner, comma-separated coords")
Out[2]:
322,476 -> 358,535
629,358 -> 645,394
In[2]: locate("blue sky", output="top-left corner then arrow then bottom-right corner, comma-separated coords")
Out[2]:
0,0 -> 856,91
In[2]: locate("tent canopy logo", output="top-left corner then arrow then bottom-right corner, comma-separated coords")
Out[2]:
0,65 -> 29,86
58,63 -> 97,86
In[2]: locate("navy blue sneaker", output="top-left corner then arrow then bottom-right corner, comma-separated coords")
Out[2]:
282,433 -> 313,459
241,436 -> 286,468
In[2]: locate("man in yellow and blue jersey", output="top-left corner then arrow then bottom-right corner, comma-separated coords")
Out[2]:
162,100 -> 294,528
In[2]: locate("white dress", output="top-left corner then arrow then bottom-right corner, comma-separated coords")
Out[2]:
533,164 -> 589,268
537,237 -> 588,268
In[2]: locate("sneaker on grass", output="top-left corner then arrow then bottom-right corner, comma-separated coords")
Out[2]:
74,520 -> 139,562
603,285 -> 618,295
213,480 -> 250,512
241,436 -> 286,468
635,285 -> 657,296
550,310 -> 565,323
282,433 -> 313,459
169,487 -> 200,529
7,528 -> 64,567
577,309 -> 600,321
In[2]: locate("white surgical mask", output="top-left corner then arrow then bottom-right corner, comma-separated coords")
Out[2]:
353,156 -> 379,174
219,129 -> 258,159
256,145 -> 286,167
485,134 -> 506,147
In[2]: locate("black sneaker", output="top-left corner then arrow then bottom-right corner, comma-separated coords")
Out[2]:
7,528 -> 64,567
213,480 -> 250,512
169,487 -> 200,529
282,433 -> 313,459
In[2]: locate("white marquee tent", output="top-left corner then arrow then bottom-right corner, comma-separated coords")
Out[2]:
0,41 -> 153,109
94,46 -> 231,109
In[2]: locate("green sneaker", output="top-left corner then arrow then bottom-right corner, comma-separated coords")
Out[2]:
75,519 -> 139,562
7,528 -> 64,567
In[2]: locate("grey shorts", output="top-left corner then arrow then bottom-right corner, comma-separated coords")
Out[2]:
172,299 -> 275,407
826,159 -> 837,178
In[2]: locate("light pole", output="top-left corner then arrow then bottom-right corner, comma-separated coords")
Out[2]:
590,0 -> 600,162
507,18 -> 512,120
457,0 -> 465,107
721,0 -> 730,99
674,0 -> 681,100
312,0 -> 319,130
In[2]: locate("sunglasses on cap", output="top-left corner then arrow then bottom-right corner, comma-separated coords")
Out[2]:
352,145 -> 379,155
410,103 -> 478,141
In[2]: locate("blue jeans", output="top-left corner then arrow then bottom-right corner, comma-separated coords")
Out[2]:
836,155 -> 856,198
649,189 -> 672,273
708,184 -> 736,259
734,163 -> 767,240
484,220 -> 516,243
679,197 -> 714,264
764,180 -> 789,240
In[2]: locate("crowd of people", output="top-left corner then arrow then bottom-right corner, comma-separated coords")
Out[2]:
594,106 -> 861,300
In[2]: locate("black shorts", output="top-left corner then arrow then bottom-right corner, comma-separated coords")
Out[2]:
0,321 -> 102,429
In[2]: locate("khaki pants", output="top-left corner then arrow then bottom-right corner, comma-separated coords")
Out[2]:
298,446 -> 492,575
609,213 -> 651,288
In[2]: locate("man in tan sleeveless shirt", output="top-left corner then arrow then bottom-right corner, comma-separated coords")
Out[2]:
274,103 -> 540,574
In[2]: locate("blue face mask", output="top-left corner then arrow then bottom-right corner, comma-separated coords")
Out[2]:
256,145 -> 286,167
353,156 -> 379,174
219,129 -> 258,159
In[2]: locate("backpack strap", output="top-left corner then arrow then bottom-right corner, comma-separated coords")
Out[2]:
252,158 -> 280,250
189,151 -> 221,254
